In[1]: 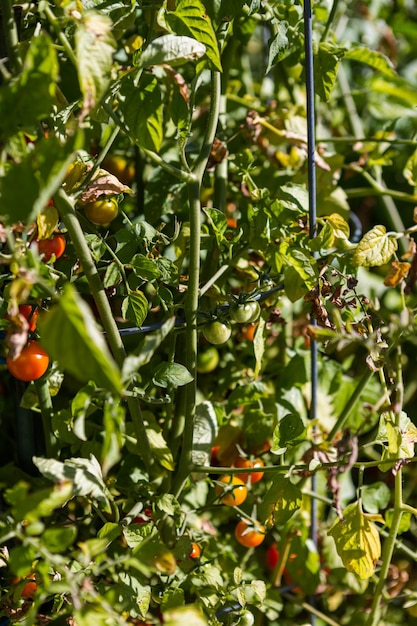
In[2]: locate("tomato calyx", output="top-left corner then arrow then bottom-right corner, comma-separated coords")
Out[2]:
215,475 -> 248,507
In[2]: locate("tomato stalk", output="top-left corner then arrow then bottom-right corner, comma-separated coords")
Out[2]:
34,377 -> 58,458
1,0 -> 22,75
56,189 -> 154,474
172,71 -> 222,496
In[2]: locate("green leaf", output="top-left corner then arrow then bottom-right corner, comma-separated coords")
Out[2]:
192,401 -> 218,467
43,526 -> 78,553
272,413 -> 306,453
328,501 -> 382,580
385,509 -> 411,534
121,75 -> 164,152
253,316 -> 265,378
0,33 -> 58,138
403,148 -> 417,188
361,482 -> 391,515
165,0 -> 222,72
152,362 -> 193,388
0,133 -> 81,224
376,411 -> 417,470
139,34 -> 206,67
353,225 -> 398,268
130,253 -> 162,280
101,400 -> 125,476
314,43 -> 345,101
164,605 -> 209,626
258,474 -> 302,526
146,420 -> 175,471
37,283 -> 122,394
5,480 -> 73,523
284,265 -> 308,302
34,455 -> 112,512
345,47 -> 396,77
122,290 -> 149,327
75,11 -> 116,117
266,21 -> 289,73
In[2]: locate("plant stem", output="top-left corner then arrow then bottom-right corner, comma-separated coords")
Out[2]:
56,189 -> 154,474
34,377 -> 58,457
172,72 -> 221,496
1,0 -> 22,74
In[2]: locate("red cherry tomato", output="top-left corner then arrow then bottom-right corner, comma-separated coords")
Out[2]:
235,457 -> 265,484
189,542 -> 201,559
235,520 -> 265,548
6,340 -> 49,381
18,304 -> 39,331
37,233 -> 66,262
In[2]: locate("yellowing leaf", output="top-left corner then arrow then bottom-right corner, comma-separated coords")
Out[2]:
383,261 -> 411,287
353,225 -> 397,268
376,411 -> 417,470
37,205 -> 59,240
328,501 -> 382,580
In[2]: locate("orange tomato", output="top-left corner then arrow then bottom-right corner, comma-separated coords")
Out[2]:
235,457 -> 265,483
235,520 -> 265,548
189,542 -> 201,559
215,475 -> 248,507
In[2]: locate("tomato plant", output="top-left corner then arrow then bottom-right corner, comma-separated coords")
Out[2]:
2,1 -> 417,624
215,475 -> 248,507
234,457 -> 265,484
202,320 -> 231,345
36,233 -> 66,262
235,520 -> 265,548
230,301 -> 261,324
6,340 -> 49,381
83,196 -> 119,225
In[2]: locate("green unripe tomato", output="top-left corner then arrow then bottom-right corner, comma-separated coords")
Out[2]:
196,346 -> 220,373
230,301 -> 261,324
202,320 -> 231,345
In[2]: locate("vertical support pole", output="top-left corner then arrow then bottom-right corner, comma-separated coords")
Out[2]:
304,1 -> 318,624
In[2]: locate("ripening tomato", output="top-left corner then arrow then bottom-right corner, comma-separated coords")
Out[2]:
83,196 -> 119,225
230,301 -> 261,324
202,320 -> 231,345
102,155 -> 135,185
235,457 -> 265,484
215,475 -> 248,507
6,340 -> 49,381
242,322 -> 258,342
36,233 -> 66,262
18,304 -> 39,331
189,542 -> 201,559
235,520 -> 265,548
12,575 -> 37,599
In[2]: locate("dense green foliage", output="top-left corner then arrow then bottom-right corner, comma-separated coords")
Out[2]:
2,1 -> 417,625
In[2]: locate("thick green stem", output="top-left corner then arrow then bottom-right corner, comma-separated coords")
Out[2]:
56,190 -> 154,474
172,72 -> 221,496
1,0 -> 22,74
35,377 -> 58,458
367,471 -> 403,626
